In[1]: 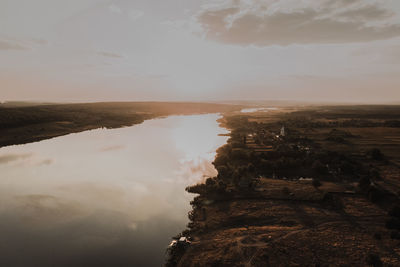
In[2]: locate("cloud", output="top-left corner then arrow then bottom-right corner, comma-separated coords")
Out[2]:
197,0 -> 400,46
353,42 -> 400,64
99,145 -> 125,152
37,159 -> 53,165
336,4 -> 394,21
0,40 -> 28,50
129,9 -> 144,21
30,38 -> 48,46
107,4 -> 144,20
97,51 -> 123,58
324,0 -> 362,8
108,4 -> 122,14
0,38 -> 47,51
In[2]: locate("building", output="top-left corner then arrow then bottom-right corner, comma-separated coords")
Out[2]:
280,126 -> 286,137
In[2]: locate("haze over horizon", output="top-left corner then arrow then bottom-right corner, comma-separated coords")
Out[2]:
1,0 -> 400,103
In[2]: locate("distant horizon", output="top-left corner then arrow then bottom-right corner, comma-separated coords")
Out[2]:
2,99 -> 400,106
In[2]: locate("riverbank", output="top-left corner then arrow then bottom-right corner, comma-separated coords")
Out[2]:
0,113 -> 230,267
168,105 -> 400,266
0,102 -> 240,147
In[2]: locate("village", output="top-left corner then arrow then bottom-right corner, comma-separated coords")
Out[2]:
167,106 -> 400,266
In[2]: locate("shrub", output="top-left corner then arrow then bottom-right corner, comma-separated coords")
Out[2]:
312,178 -> 322,188
247,163 -> 255,173
368,168 -> 381,180
385,217 -> 400,230
322,193 -> 343,210
232,170 -> 240,186
231,149 -> 248,160
389,205 -> 400,218
312,160 -> 328,175
368,187 -> 384,203
368,148 -> 385,161
366,253 -> 382,267
214,154 -> 229,167
391,231 -> 400,240
186,183 -> 210,195
282,186 -> 290,195
217,165 -> 229,179
358,176 -> 371,191
217,181 -> 227,193
373,233 -> 381,240
205,177 -> 216,187
340,161 -> 355,175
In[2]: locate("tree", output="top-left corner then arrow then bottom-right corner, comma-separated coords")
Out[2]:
366,253 -> 382,267
312,160 -> 328,175
312,178 -> 322,189
217,165 -> 229,179
359,176 -> 371,191
368,148 -> 384,161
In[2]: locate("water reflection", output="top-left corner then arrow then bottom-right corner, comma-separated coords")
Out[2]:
0,114 -> 228,266
0,153 -> 32,164
241,107 -> 278,113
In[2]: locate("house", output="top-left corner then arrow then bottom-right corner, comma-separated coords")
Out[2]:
179,237 -> 190,243
168,237 -> 191,249
168,240 -> 177,248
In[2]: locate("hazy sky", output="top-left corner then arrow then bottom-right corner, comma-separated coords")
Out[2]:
1,0 -> 400,103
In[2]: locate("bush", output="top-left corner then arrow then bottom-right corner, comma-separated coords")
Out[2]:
231,149 -> 248,160
359,176 -> 371,191
217,165 -> 229,179
368,170 -> 381,181
247,163 -> 255,173
205,177 -> 216,187
214,154 -> 229,167
391,231 -> 400,240
366,253 -> 382,267
216,181 -> 227,193
368,187 -> 384,203
373,233 -> 381,240
312,160 -> 328,175
322,193 -> 343,210
389,205 -> 400,218
340,161 -> 355,175
385,217 -> 400,230
232,170 -> 240,185
312,178 -> 322,188
282,186 -> 290,195
191,184 -> 209,195
368,148 -> 384,161
326,136 -> 346,143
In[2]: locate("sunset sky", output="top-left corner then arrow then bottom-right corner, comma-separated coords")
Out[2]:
1,0 -> 400,103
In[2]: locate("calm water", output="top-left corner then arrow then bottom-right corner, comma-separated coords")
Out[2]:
241,107 -> 278,113
0,114 -> 228,266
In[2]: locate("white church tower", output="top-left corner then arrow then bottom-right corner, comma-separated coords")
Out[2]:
280,126 -> 285,137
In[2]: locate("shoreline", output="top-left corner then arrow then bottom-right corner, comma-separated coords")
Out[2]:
167,105 -> 400,266
0,102 -> 241,148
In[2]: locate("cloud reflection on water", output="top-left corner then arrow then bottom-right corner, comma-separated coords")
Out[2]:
0,153 -> 32,164
0,114 -> 228,266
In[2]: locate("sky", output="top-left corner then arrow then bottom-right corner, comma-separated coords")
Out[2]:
1,0 -> 400,103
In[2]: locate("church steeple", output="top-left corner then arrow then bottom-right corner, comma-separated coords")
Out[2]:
280,126 -> 285,137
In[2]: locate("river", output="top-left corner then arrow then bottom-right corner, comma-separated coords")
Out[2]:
0,113 -> 228,266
